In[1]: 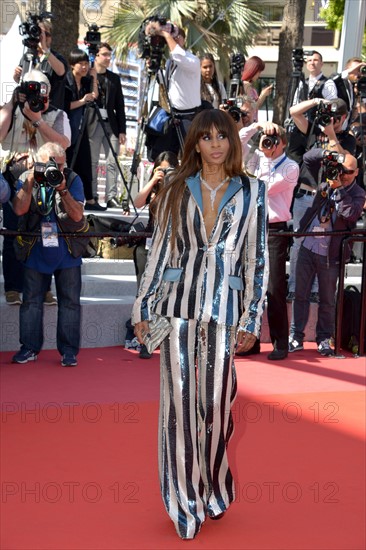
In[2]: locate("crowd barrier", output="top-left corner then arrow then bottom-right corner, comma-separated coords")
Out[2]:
1,226 -> 365,356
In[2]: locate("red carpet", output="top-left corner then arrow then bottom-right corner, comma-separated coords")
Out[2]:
1,345 -> 365,549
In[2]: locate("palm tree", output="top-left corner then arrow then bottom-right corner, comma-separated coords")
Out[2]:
106,0 -> 263,79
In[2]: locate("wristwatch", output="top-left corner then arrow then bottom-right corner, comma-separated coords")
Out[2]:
32,120 -> 42,128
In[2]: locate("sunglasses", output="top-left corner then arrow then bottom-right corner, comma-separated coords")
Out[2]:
240,111 -> 249,119
341,168 -> 356,175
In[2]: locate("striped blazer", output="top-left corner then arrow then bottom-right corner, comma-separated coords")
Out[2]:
132,173 -> 269,337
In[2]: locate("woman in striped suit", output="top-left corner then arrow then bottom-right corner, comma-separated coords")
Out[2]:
133,109 -> 268,539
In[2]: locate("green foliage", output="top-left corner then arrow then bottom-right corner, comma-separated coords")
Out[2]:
319,0 -> 345,31
106,0 -> 264,79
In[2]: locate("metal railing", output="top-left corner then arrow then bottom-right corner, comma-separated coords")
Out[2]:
1,225 -> 365,356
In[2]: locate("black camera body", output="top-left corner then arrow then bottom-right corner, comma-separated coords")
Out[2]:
259,131 -> 280,150
19,81 -> 48,112
357,66 -> 366,96
19,11 -> 53,49
84,23 -> 101,61
138,15 -> 176,73
229,53 -> 245,80
223,98 -> 243,123
322,150 -> 345,180
315,101 -> 338,127
34,158 -> 63,188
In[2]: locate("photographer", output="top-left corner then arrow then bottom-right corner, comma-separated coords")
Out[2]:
132,151 -> 179,359
289,150 -> 365,356
87,42 -> 127,209
239,121 -> 299,360
0,69 -> 70,152
324,58 -> 366,131
14,19 -> 67,110
287,97 -> 356,302
11,142 -> 85,367
221,95 -> 256,130
144,20 -> 201,156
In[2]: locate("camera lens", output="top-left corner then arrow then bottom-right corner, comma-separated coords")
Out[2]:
45,166 -> 63,187
261,135 -> 275,149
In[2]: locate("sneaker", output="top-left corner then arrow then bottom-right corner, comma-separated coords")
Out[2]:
5,291 -> 22,305
317,339 -> 334,356
12,348 -> 37,363
44,291 -> 57,306
61,354 -> 78,367
288,338 -> 304,353
286,291 -> 295,302
310,292 -> 319,303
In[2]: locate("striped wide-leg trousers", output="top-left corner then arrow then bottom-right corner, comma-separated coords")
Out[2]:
159,318 -> 238,539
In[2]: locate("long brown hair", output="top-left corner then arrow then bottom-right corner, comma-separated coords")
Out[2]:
156,109 -> 243,245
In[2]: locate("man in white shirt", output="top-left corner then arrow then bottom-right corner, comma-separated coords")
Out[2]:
144,22 -> 201,157
288,51 -> 336,163
239,122 -> 299,360
324,57 -> 366,130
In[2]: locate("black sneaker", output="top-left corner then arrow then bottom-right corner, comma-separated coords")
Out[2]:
61,354 -> 78,367
288,338 -> 304,353
12,348 -> 37,363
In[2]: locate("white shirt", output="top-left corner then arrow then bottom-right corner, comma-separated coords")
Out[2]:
292,72 -> 336,105
168,44 -> 201,111
239,124 -> 299,223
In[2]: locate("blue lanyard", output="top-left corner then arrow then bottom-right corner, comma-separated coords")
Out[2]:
271,155 -> 287,174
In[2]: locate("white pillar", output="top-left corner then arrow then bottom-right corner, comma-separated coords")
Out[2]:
338,0 -> 366,71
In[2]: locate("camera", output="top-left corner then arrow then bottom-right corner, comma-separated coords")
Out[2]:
18,81 -> 48,112
84,23 -> 101,62
110,222 -> 146,248
161,167 -> 175,177
315,101 -> 338,127
19,11 -> 53,50
259,131 -> 280,150
357,66 -> 366,96
34,158 -> 63,187
138,15 -> 177,73
229,53 -> 245,80
322,150 -> 345,180
222,98 -> 243,123
291,48 -> 314,73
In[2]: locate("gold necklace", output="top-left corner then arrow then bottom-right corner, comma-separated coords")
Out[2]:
200,171 -> 229,210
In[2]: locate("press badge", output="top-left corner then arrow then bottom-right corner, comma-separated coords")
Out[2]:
145,237 -> 153,250
41,222 -> 59,247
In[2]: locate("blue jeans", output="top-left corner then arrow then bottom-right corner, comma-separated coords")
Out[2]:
20,266 -> 81,356
290,246 -> 339,344
288,192 -> 318,293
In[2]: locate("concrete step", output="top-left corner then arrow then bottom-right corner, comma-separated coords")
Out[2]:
0,299 -> 318,352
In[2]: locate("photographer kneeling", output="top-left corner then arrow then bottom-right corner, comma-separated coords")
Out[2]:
239,121 -> 299,360
289,150 -> 365,356
11,142 -> 86,367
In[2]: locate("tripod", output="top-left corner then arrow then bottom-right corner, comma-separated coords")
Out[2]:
70,99 -> 137,216
283,67 -> 307,126
125,59 -> 185,197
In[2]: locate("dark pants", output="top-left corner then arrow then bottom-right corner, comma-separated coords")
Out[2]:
290,246 -> 339,344
2,202 -> 23,293
20,266 -> 81,356
267,223 -> 289,350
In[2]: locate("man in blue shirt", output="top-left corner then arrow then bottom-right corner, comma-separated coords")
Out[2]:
11,142 -> 85,366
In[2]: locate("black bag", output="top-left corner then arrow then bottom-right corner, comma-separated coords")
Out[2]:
341,285 -> 364,354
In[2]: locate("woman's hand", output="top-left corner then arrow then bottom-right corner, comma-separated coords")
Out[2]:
236,330 -> 257,354
134,321 -> 150,345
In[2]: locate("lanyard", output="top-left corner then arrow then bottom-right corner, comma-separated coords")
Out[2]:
271,155 -> 287,174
